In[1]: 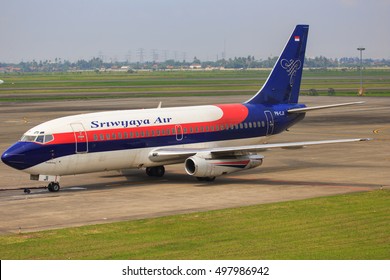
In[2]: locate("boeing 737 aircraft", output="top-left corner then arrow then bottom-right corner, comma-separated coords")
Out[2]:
1,25 -> 370,192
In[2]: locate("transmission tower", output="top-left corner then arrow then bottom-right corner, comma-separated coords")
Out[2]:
137,48 -> 145,63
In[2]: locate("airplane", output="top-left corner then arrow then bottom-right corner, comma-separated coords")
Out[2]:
1,25 -> 370,192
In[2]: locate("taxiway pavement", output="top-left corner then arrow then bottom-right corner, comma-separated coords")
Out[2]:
0,96 -> 389,233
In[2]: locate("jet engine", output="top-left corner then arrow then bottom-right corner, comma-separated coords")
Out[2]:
184,154 -> 263,179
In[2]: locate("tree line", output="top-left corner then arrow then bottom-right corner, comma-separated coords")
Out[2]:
1,56 -> 389,72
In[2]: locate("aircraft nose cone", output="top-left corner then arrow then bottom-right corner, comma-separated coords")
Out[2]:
1,145 -> 27,170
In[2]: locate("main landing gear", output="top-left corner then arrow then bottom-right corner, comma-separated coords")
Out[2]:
47,182 -> 60,192
196,176 -> 216,182
145,166 -> 165,177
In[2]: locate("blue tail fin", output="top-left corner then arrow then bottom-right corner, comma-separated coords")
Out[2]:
246,25 -> 309,105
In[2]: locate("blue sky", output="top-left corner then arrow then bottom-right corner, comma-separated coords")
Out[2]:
1,0 -> 389,62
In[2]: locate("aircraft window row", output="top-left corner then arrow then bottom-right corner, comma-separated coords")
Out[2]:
92,121 -> 267,141
21,134 -> 54,144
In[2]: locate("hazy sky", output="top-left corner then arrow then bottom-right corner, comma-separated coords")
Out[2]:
1,0 -> 389,63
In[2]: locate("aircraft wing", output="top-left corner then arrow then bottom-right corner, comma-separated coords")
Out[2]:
149,138 -> 371,162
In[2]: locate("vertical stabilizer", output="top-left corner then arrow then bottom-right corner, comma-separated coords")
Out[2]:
246,25 -> 309,105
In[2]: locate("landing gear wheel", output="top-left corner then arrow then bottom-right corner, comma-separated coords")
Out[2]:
146,167 -> 153,176
196,176 -> 216,182
154,166 -> 165,177
146,166 -> 165,177
48,182 -> 60,192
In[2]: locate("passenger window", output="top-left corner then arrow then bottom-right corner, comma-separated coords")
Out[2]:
93,134 -> 98,141
100,134 -> 104,140
262,121 -> 265,127
118,132 -> 122,139
249,122 -> 252,128
244,123 -> 248,129
239,123 -> 243,129
112,133 -> 116,139
106,134 -> 110,140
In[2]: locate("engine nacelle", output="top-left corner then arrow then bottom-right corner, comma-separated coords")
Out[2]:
184,154 -> 263,178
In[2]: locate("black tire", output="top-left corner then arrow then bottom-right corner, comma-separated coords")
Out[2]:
154,166 -> 165,177
196,176 -> 216,182
146,166 -> 165,177
48,182 -> 60,192
146,167 -> 153,177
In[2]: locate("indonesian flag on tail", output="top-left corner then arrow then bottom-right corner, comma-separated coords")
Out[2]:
294,35 -> 300,42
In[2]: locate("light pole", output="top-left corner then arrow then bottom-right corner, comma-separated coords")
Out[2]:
357,47 -> 365,96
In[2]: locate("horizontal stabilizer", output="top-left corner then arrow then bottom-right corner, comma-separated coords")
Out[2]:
288,101 -> 365,113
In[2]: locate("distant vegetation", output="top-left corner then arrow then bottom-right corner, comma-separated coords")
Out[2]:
1,55 -> 390,72
0,69 -> 389,102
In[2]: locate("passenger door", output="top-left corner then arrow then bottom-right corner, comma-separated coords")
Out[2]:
70,123 -> 88,153
264,111 -> 274,136
175,125 -> 183,141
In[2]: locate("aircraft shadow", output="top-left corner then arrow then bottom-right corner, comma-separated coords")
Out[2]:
61,158 -> 378,192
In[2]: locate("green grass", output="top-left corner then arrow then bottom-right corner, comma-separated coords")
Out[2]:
0,190 -> 389,260
1,69 -> 389,102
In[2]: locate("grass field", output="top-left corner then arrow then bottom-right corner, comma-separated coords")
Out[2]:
1,69 -> 389,102
0,190 -> 388,260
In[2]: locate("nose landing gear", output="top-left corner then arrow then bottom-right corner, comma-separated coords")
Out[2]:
48,182 -> 60,192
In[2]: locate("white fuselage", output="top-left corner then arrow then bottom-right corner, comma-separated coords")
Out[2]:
14,103 -> 274,176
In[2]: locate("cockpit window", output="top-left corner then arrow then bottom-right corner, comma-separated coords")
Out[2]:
36,135 -> 44,143
21,134 -> 54,144
44,135 -> 54,142
21,135 -> 37,142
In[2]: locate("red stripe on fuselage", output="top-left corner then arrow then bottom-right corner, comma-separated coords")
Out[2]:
45,104 -> 249,145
